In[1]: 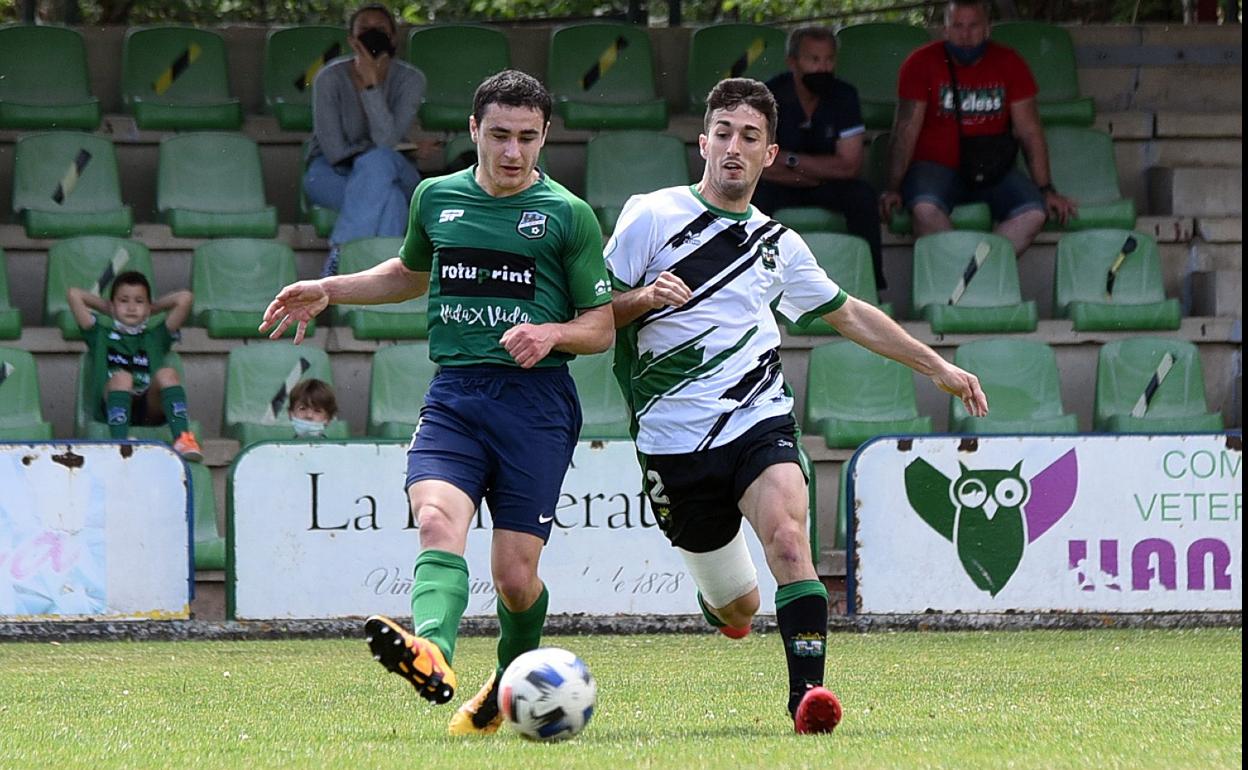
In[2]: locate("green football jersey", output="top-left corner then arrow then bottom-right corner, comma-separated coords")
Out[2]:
399,167 -> 612,367
81,314 -> 174,418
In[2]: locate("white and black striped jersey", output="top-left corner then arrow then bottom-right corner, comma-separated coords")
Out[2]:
605,185 -> 847,455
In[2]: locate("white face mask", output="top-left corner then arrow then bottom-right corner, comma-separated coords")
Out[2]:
114,320 -> 148,335
291,416 -> 328,437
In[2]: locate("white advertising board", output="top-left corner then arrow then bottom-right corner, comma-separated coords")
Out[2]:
850,434 -> 1242,614
0,442 -> 191,620
229,441 -> 779,620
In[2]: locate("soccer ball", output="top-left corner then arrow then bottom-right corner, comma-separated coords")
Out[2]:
499,647 -> 596,742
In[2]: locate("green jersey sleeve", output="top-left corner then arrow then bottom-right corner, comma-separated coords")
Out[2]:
399,178 -> 436,272
563,197 -> 613,309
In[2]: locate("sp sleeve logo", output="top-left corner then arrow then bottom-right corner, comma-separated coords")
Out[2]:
517,210 -> 548,240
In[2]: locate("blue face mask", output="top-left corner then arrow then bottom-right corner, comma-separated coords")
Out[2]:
945,40 -> 989,66
291,416 -> 327,437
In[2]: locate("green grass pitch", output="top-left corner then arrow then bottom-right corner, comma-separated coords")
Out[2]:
0,628 -> 1240,769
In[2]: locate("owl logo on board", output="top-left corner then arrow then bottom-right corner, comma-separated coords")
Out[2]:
518,210 -> 548,240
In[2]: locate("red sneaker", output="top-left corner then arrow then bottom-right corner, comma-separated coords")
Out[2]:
794,686 -> 842,734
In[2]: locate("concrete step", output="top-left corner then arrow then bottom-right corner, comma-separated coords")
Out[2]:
1149,166 -> 1243,217
1191,269 -> 1243,318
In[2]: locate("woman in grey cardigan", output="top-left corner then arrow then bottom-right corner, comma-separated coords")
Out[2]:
304,3 -> 427,275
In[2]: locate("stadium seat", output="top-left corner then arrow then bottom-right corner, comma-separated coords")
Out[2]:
585,131 -> 690,232
12,132 -> 132,238
991,22 -> 1094,127
780,233 -> 890,336
865,133 -> 992,234
157,133 -> 278,238
805,341 -> 931,448
330,237 -> 429,339
297,140 -> 338,238
0,24 -> 100,129
1094,338 -> 1223,433
74,350 -> 204,440
547,23 -> 667,130
950,338 -> 1077,434
367,342 -> 437,439
44,236 -> 155,341
0,347 -> 54,440
225,342 -> 350,446
264,25 -> 349,132
0,249 -> 20,340
686,24 -> 787,112
408,25 -> 510,131
191,239 -> 301,339
569,351 -> 633,440
1041,126 -> 1135,231
912,231 -> 1038,333
188,462 -> 225,571
1054,230 -> 1181,331
770,207 -> 848,234
121,25 -> 242,130
835,23 -> 931,130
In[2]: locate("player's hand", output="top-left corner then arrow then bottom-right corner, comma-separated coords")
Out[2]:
647,271 -> 691,310
878,191 -> 903,222
932,363 -> 989,417
1045,190 -> 1078,227
501,322 -> 558,369
258,280 -> 330,344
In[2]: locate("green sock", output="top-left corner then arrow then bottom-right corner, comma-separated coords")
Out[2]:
160,385 -> 191,437
495,584 -> 549,678
105,390 -> 131,439
409,549 -> 469,663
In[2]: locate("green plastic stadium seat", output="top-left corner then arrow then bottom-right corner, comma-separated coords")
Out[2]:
74,350 -> 203,440
770,207 -> 848,234
1055,230 -> 1180,331
865,133 -> 991,234
409,25 -> 510,132
1094,338 -> 1223,433
158,133 -> 278,238
548,23 -> 668,130
191,239 -> 301,339
991,22 -> 1094,127
805,341 -> 932,448
0,24 -> 100,129
1041,126 -> 1135,231
122,26 -> 242,130
781,233 -> 890,336
331,237 -> 429,339
0,249 -> 20,340
912,232 -> 1037,333
835,23 -> 931,130
586,131 -> 690,232
12,132 -> 132,238
686,24 -> 787,112
951,339 -> 1077,434
569,351 -> 633,440
45,237 -> 155,341
189,462 -> 225,571
298,140 -> 338,238
264,25 -> 349,132
0,347 -> 54,440
225,342 -> 350,447
368,342 -> 437,439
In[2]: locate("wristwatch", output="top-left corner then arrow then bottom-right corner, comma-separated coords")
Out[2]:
785,153 -> 799,169
1038,183 -> 1056,194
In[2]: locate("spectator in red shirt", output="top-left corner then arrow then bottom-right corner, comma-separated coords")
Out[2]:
878,0 -> 1076,256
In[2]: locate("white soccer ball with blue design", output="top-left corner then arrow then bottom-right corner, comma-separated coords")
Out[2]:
499,647 -> 596,741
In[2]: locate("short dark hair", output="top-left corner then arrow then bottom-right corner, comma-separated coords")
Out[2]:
472,69 -> 552,126
787,25 -> 837,60
946,0 -> 992,21
109,271 -> 151,301
348,3 -> 397,35
703,78 -> 778,143
289,378 -> 338,419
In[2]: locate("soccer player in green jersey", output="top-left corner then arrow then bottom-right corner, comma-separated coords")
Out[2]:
259,70 -> 614,736
606,78 -> 989,733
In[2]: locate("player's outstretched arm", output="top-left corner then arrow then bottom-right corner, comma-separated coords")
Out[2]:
501,304 -> 614,369
259,257 -> 429,344
609,271 -> 691,328
823,296 -> 989,417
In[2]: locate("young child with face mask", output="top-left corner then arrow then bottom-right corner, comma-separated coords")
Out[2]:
288,378 -> 339,438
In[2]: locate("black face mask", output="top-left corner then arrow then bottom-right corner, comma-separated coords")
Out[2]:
944,40 -> 989,66
357,27 -> 395,58
800,72 -> 837,95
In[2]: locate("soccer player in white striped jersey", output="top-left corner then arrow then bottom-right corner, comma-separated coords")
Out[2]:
606,78 -> 989,734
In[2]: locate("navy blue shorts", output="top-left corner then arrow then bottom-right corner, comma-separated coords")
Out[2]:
405,364 -> 582,542
902,160 -> 1045,222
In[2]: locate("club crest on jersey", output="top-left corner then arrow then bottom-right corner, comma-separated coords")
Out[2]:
517,210 -> 548,240
759,242 -> 779,271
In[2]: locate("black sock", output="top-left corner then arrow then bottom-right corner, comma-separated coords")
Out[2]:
776,580 -> 828,717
